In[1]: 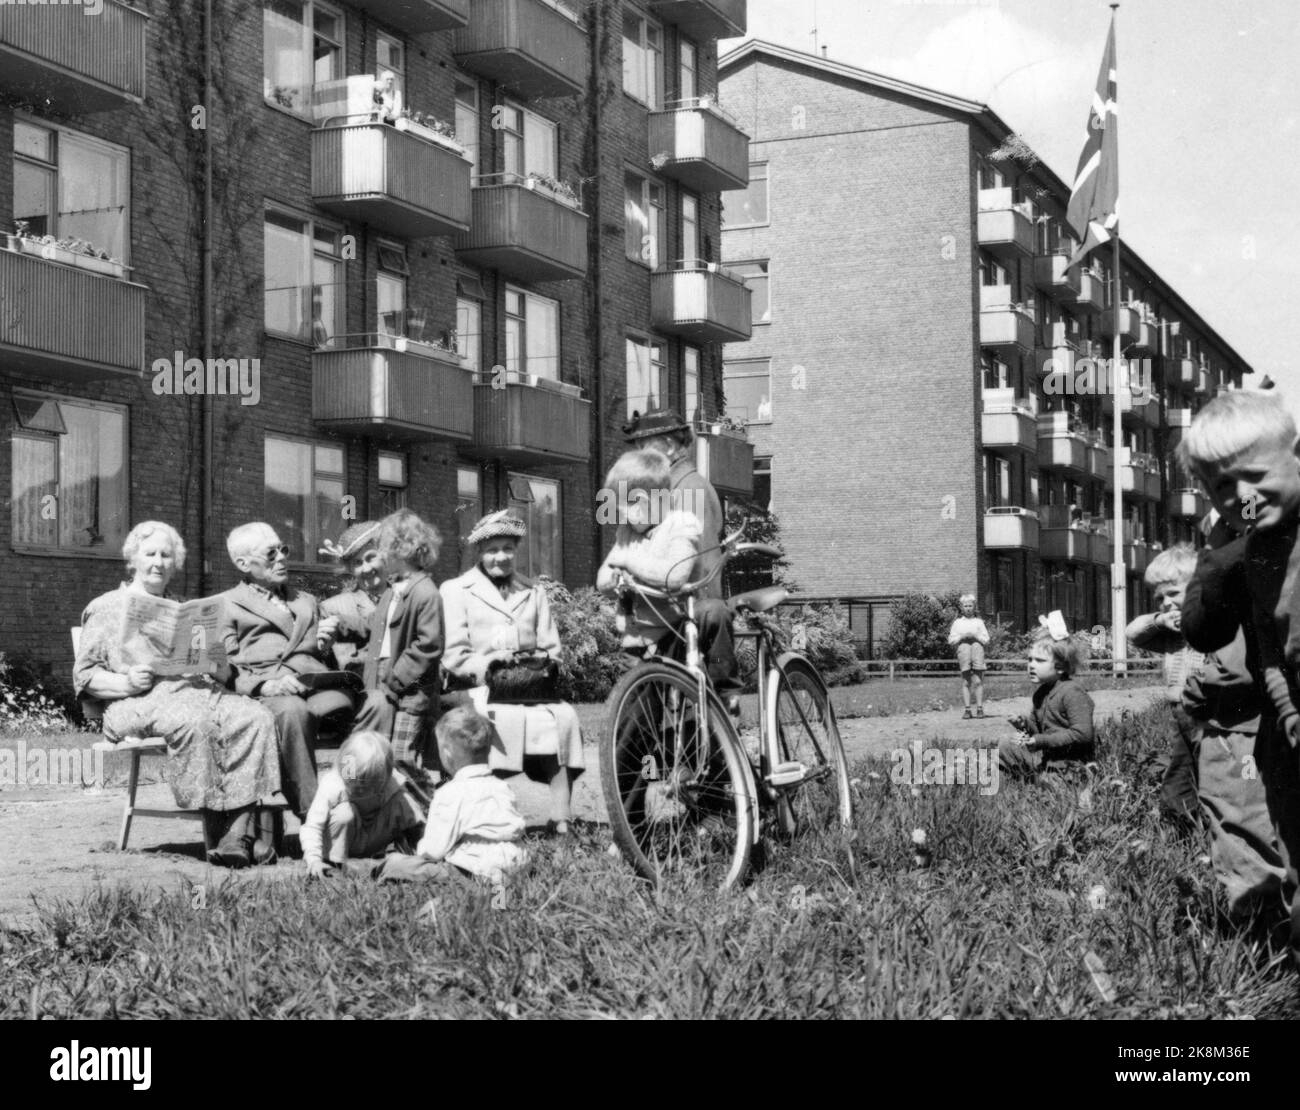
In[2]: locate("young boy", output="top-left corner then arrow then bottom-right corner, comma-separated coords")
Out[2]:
1178,391 -> 1300,958
948,593 -> 990,719
1125,545 -> 1206,825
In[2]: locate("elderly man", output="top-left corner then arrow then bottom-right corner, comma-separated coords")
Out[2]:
622,408 -> 738,696
218,522 -> 356,819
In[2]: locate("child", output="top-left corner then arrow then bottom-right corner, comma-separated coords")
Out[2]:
319,520 -> 384,673
1125,545 -> 1206,825
300,730 -> 427,880
999,617 -> 1095,779
596,448 -> 738,697
353,509 -> 444,779
947,593 -> 990,719
415,707 -> 528,885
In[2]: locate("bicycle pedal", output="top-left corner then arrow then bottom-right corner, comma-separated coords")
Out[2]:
767,761 -> 806,787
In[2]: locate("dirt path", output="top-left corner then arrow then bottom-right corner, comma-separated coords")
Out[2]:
0,686 -> 1165,928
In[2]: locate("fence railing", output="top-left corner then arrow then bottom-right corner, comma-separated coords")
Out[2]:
858,657 -> 1163,680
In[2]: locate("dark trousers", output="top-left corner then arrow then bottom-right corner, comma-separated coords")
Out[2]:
261,689 -> 355,818
1159,705 -> 1202,827
1253,715 -> 1300,969
691,598 -> 740,693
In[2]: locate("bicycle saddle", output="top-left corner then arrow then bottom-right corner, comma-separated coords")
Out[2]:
728,586 -> 789,614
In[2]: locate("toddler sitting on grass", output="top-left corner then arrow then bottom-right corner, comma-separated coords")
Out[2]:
999,617 -> 1095,779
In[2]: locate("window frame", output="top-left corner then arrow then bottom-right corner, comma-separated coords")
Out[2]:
626,334 -> 668,419
454,77 -> 480,176
263,433 -> 346,566
504,284 -> 561,380
723,356 -> 772,425
507,471 -> 563,579
721,161 -> 769,230
262,0 -> 346,119
683,344 -> 701,423
500,99 -> 558,181
679,38 -> 698,102
263,205 -> 346,345
622,10 -> 665,109
729,258 -> 770,326
624,167 -> 667,268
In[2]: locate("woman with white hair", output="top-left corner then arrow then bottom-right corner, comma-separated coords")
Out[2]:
73,520 -> 282,867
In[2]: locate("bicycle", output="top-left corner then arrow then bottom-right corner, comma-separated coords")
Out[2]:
599,524 -> 853,890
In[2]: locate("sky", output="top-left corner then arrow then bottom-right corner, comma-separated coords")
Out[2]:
721,0 -> 1300,415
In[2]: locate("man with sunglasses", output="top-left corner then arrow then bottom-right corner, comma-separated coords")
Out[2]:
219,522 -> 357,823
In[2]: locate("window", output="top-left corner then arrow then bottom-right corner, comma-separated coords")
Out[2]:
624,169 -> 666,267
721,162 -> 768,228
500,101 -> 557,180
627,336 -> 667,418
753,455 -> 772,512
13,120 -> 130,261
264,436 -> 345,563
456,466 -> 482,571
679,40 -> 697,101
681,193 -> 699,263
978,253 -> 1008,287
724,357 -> 771,423
263,0 -> 343,115
454,79 -> 479,173
11,393 -> 127,552
264,209 -> 344,344
622,11 -> 664,108
985,553 -> 1014,620
376,241 -> 407,337
508,473 -> 562,579
731,260 -> 770,325
376,33 -> 405,116
984,453 -> 1011,508
377,450 -> 407,515
977,157 -> 1004,190
683,345 -> 701,423
981,353 -> 1009,389
456,273 -> 485,372
505,286 -> 559,379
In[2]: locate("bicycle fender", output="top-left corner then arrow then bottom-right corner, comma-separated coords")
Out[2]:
772,651 -> 830,696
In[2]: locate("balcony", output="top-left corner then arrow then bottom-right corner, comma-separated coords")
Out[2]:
1034,252 -> 1082,302
1038,505 -> 1090,564
1088,438 -> 1111,484
312,336 -> 473,441
347,0 -> 468,33
650,263 -> 751,343
1132,314 -> 1159,354
981,389 -> 1037,454
1124,539 -> 1150,576
983,507 -> 1039,550
1120,448 -> 1160,501
0,1 -> 147,114
1168,488 -> 1208,519
649,0 -> 747,40
455,175 -> 588,282
1076,269 -> 1106,314
467,372 -> 590,465
452,0 -> 587,99
1036,412 -> 1089,475
1166,407 -> 1192,444
1195,364 -> 1211,396
694,421 -> 753,499
312,123 -> 472,239
647,100 -> 750,193
976,188 -> 1035,260
1100,304 -> 1141,344
979,285 -> 1035,353
1088,522 -> 1115,565
0,245 -> 145,381
1168,356 -> 1196,389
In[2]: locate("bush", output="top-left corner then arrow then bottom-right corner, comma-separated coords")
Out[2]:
736,602 -> 864,690
880,591 -> 965,661
0,652 -> 75,736
537,578 -> 634,703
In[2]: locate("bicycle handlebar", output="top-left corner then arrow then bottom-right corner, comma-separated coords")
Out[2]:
616,524 -> 783,602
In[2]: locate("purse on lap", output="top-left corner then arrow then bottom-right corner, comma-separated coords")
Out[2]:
485,651 -> 559,704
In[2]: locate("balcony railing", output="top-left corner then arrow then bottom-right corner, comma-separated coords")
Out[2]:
453,0 -> 587,99
1168,488 -> 1208,519
455,174 -> 588,282
650,263 -> 751,343
649,0 -> 747,40
312,122 -> 472,238
1088,438 -> 1111,484
981,388 -> 1037,454
1033,252 -> 1082,302
0,246 -> 145,380
976,188 -> 1035,258
1036,412 -> 1089,474
312,335 -> 473,441
1088,522 -> 1115,565
1038,504 -> 1090,564
1100,304 -> 1141,343
979,286 -> 1035,352
647,99 -> 750,193
695,421 -> 753,499
0,0 -> 147,113
1120,449 -> 1160,501
983,507 -> 1039,549
346,0 -> 468,33
467,372 -> 590,464
1168,356 -> 1196,388
1076,269 -> 1106,314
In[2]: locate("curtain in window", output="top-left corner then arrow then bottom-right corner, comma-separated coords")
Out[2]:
265,213 -> 308,337
265,438 -> 311,559
11,435 -> 57,547
525,295 -> 558,379
624,172 -> 648,260
523,114 -> 556,179
59,404 -> 124,550
60,134 -> 129,262
264,0 -> 308,109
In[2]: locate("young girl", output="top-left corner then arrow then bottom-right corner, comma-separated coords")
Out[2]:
353,510 -> 444,778
319,520 -> 384,672
948,593 -> 990,719
999,617 -> 1095,779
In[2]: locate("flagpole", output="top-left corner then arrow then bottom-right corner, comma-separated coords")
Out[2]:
1108,3 -> 1126,676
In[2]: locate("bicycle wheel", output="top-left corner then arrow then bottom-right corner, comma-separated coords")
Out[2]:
601,662 -> 756,890
768,655 -> 853,839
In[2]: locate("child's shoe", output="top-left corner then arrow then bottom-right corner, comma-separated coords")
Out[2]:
974,707 -> 985,719
962,708 -> 972,720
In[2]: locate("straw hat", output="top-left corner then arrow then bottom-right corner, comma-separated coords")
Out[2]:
467,509 -> 526,546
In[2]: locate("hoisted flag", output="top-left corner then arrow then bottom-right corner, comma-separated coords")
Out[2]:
1066,18 -> 1118,269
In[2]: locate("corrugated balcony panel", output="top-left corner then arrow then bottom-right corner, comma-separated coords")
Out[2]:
649,0 -> 746,39
452,0 -> 587,99
1089,529 -> 1115,565
1076,271 -> 1106,314
696,427 -> 753,498
1037,431 -> 1088,475
979,309 -> 1035,353
981,409 -> 1036,454
983,509 -> 1038,549
1125,543 -> 1149,576
311,345 -> 473,441
1145,467 -> 1163,500
468,380 -> 590,464
1088,443 -> 1111,483
1033,253 -> 1082,301
312,125 -> 472,238
647,107 -> 749,193
1040,527 -> 1089,564
1168,356 -> 1196,387
650,269 -> 751,343
347,0 -> 469,33
976,208 -> 1034,258
0,248 -> 145,380
455,183 -> 588,282
1100,305 -> 1141,342
0,1 -> 146,113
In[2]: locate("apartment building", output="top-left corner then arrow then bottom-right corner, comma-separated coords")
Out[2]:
718,41 -> 1252,645
0,0 -> 755,678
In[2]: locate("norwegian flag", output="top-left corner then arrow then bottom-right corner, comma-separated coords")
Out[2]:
1066,18 -> 1118,269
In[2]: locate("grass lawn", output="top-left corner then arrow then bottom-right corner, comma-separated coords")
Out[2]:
4,703 -> 1296,1018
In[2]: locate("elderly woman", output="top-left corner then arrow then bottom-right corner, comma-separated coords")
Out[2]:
74,521 -> 282,868
319,520 -> 385,672
440,510 -> 584,833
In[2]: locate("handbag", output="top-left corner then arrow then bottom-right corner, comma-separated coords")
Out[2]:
485,651 -> 560,704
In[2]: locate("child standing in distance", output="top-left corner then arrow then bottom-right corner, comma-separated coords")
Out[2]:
947,593 -> 990,719
1125,545 -> 1207,826
999,621 -> 1095,779
319,521 -> 384,673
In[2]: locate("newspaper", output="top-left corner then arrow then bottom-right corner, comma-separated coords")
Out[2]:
121,594 -> 227,677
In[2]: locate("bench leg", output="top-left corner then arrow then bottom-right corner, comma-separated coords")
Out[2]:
119,751 -> 140,851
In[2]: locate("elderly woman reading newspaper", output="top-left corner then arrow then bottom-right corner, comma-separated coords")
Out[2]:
74,521 -> 281,868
